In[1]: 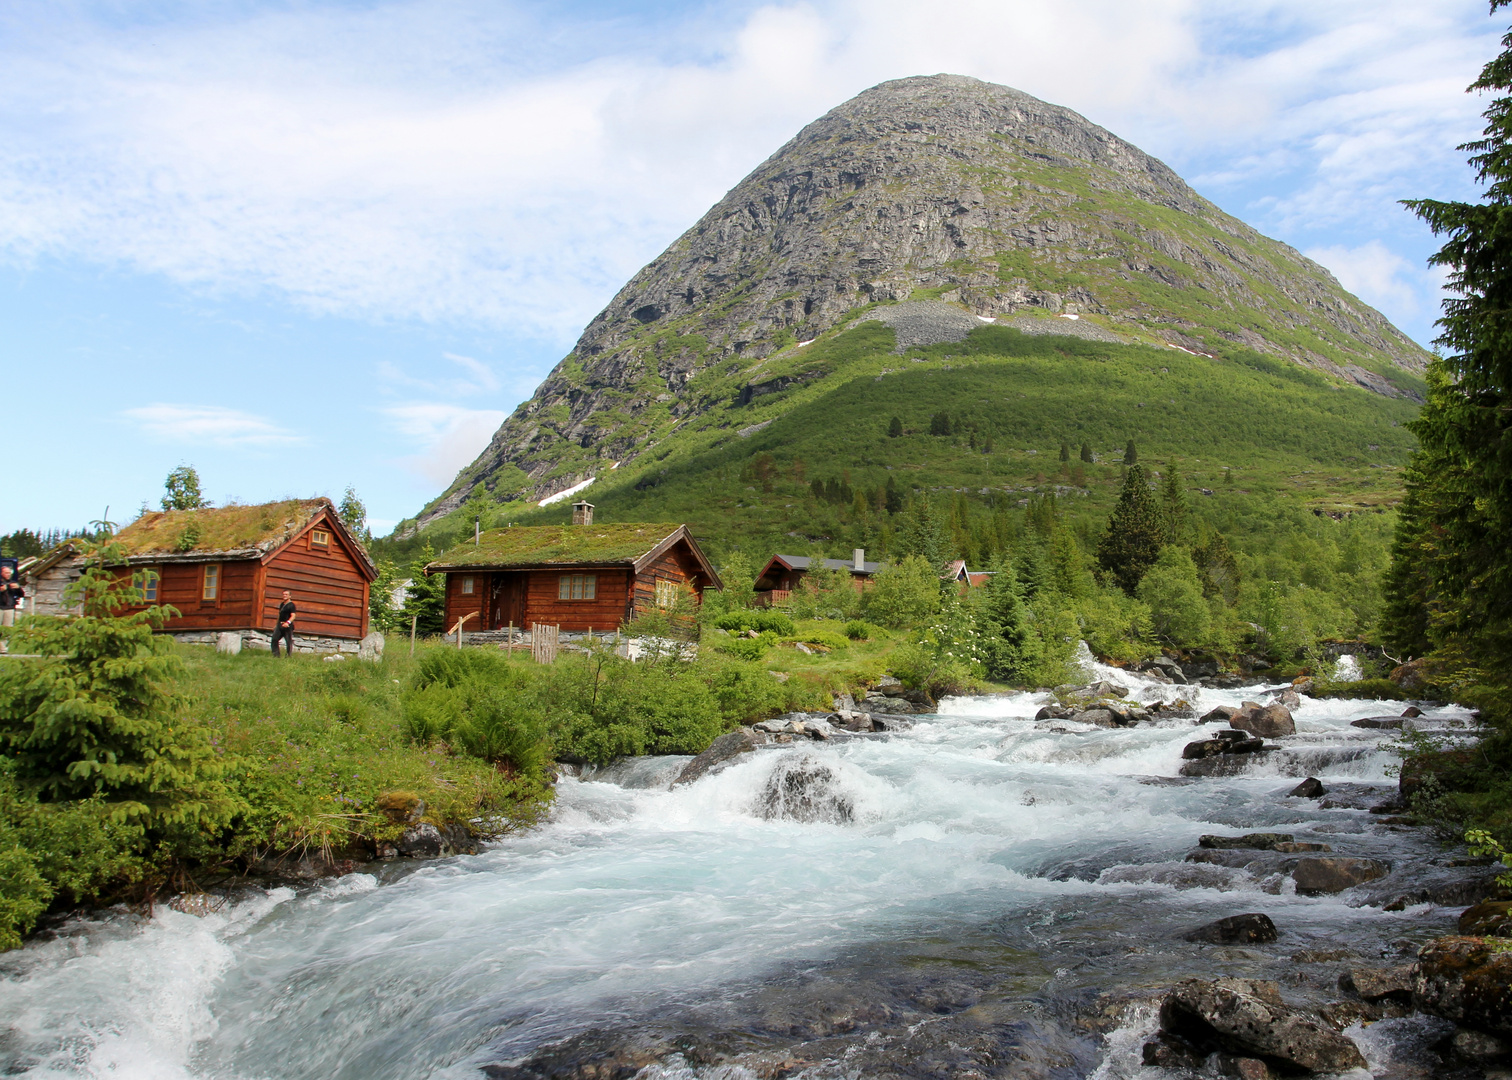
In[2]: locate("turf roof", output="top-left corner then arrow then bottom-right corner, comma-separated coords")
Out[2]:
115,499 -> 330,558
427,523 -> 685,570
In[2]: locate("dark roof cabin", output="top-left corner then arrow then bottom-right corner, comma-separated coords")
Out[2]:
754,550 -> 880,606
425,503 -> 721,634
30,499 -> 377,642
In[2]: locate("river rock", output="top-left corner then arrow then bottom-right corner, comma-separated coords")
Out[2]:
675,729 -> 762,786
1230,702 -> 1295,739
1081,678 -> 1129,699
1183,913 -> 1279,945
1202,705 -> 1239,723
1389,657 -> 1432,692
1401,705 -> 1424,718
396,823 -> 446,857
1155,977 -> 1367,1074
1200,833 -> 1295,851
1289,777 -> 1327,798
1350,716 -> 1404,729
1291,857 -> 1391,895
1181,751 -> 1273,778
1339,965 -> 1414,1002
377,791 -> 425,824
1451,1028 -> 1511,1062
1271,841 -> 1331,853
1071,707 -> 1121,728
1270,688 -> 1301,709
1414,935 -> 1512,1038
1460,900 -> 1512,938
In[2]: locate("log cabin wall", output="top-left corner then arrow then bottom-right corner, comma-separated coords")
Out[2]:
443,571 -> 487,635
524,568 -> 632,632
632,543 -> 705,618
263,526 -> 370,639
116,560 -> 259,631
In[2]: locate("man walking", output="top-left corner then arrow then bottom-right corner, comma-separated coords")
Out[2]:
272,589 -> 296,657
0,564 -> 22,654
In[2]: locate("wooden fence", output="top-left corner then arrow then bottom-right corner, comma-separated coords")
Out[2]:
530,623 -> 560,665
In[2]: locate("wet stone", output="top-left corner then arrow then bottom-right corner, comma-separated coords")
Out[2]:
1289,777 -> 1327,798
1460,900 -> 1512,938
1351,716 -> 1405,729
1292,856 -> 1391,895
1183,913 -> 1279,945
1200,833 -> 1296,851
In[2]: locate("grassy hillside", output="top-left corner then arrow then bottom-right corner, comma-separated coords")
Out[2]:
385,322 -> 1421,568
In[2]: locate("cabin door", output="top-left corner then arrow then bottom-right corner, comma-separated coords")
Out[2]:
490,572 -> 526,630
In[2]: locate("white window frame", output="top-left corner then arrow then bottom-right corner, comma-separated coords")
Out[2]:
461,576 -> 475,595
558,573 -> 596,600
655,578 -> 679,609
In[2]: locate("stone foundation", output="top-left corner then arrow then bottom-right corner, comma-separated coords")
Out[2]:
168,629 -> 363,655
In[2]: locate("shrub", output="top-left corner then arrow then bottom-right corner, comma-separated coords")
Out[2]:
1137,547 -> 1210,646
843,619 -> 878,640
713,632 -> 776,661
1311,677 -> 1408,701
786,630 -> 851,651
713,610 -> 795,636
865,555 -> 941,628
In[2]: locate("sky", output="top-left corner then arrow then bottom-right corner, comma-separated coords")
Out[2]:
0,0 -> 1498,537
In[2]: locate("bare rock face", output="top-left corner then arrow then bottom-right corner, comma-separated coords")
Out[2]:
1154,977 -> 1367,1074
673,728 -> 762,786
416,74 -> 1430,522
1414,936 -> 1512,1039
1183,913 -> 1279,945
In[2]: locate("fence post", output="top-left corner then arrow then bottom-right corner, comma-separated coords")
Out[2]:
410,614 -> 418,657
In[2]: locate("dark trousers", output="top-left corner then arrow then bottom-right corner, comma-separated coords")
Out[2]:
271,624 -> 295,656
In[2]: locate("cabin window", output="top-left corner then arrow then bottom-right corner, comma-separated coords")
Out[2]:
461,576 -> 475,595
310,529 -> 330,548
202,564 -> 220,602
558,574 -> 596,600
655,579 -> 679,609
140,568 -> 159,603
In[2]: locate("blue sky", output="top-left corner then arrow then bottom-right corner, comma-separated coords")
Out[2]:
0,0 -> 1497,537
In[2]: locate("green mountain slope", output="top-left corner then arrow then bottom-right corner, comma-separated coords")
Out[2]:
403,73 -> 1430,537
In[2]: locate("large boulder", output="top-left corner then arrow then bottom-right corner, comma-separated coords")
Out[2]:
358,631 -> 385,662
1339,965 -> 1415,1002
1155,977 -> 1366,1074
1288,777 -> 1327,798
1071,707 -> 1121,728
1183,913 -> 1278,945
1414,936 -> 1512,1038
1460,900 -> 1512,938
1291,857 -> 1391,895
673,729 -> 762,786
1230,702 -> 1296,739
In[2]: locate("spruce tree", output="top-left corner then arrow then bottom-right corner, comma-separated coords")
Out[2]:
1059,441 -> 1070,462
887,416 -> 903,438
1124,440 -> 1138,465
1387,5 -> 1512,679
884,476 -> 903,514
1160,466 -> 1188,545
1096,463 -> 1165,594
897,495 -> 949,567
1079,442 -> 1094,463
981,559 -> 1039,683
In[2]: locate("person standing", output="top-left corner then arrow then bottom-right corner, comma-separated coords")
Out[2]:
0,564 -> 22,654
272,589 -> 297,657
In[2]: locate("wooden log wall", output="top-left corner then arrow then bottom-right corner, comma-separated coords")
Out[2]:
632,543 -> 704,619
264,536 -> 369,639
443,572 -> 487,636
524,568 -> 631,632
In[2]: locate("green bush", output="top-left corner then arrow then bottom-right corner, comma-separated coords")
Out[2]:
713,632 -> 776,661
843,619 -> 878,640
786,630 -> 851,651
401,652 -> 550,779
713,610 -> 795,636
865,555 -> 942,628
1311,677 -> 1408,701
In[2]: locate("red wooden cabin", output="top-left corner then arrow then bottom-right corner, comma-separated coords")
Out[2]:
426,506 -> 720,634
753,550 -> 880,606
104,499 -> 376,640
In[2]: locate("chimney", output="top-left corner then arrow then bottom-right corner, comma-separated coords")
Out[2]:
572,501 -> 595,526
853,548 -> 865,571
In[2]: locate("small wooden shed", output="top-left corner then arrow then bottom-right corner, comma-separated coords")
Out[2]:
26,499 -> 376,643
426,513 -> 721,635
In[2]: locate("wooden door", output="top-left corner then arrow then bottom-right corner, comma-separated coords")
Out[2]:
491,572 -> 526,630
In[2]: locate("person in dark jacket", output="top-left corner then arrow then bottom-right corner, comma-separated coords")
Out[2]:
0,564 -> 21,654
272,590 -> 296,657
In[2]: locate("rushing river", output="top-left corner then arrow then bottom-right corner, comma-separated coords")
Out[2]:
0,657 -> 1480,1080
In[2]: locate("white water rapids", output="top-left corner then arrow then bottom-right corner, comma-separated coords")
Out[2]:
0,658 -> 1475,1080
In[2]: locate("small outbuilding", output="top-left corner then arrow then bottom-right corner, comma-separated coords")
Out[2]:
25,498 -> 376,650
753,549 -> 880,606
425,504 -> 720,634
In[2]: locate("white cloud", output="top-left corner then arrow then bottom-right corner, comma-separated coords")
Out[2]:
383,403 -> 510,487
0,0 -> 1496,351
121,403 -> 303,447
378,352 -> 504,397
1305,240 -> 1432,318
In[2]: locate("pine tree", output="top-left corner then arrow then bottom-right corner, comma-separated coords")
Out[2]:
161,465 -> 210,511
1059,441 -> 1070,462
1079,442 -> 1094,463
401,544 -> 447,636
981,559 -> 1039,683
1193,531 -> 1241,606
930,412 -> 953,436
884,476 -> 903,514
1124,440 -> 1138,465
887,416 -> 903,438
897,495 -> 950,566
1096,463 -> 1165,594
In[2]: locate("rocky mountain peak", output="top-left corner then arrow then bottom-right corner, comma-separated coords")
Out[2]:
415,74 -> 1429,525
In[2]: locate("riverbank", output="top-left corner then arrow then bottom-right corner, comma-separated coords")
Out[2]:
2,661 -> 1506,1079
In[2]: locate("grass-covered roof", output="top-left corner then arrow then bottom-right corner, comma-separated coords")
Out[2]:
115,499 -> 331,559
427,523 -> 686,571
